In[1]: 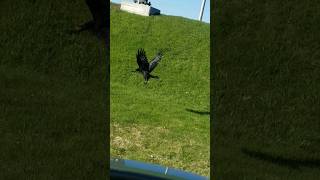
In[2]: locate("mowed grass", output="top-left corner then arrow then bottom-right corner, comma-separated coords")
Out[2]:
110,4 -> 210,176
213,0 -> 320,179
1,1 -> 107,179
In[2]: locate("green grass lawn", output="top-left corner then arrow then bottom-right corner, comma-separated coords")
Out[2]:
1,1 -> 107,179
213,0 -> 320,179
110,4 -> 210,177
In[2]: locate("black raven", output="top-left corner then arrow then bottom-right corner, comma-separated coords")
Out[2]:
135,48 -> 163,83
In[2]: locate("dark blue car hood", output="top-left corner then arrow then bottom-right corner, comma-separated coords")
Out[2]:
110,158 -> 209,180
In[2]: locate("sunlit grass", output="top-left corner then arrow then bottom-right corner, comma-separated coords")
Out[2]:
110,3 -> 210,176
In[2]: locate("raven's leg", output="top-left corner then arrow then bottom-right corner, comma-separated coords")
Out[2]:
143,71 -> 148,83
131,68 -> 140,73
149,74 -> 159,79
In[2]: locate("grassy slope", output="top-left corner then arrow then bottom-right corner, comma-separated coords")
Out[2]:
1,1 -> 107,179
213,0 -> 320,179
110,4 -> 210,176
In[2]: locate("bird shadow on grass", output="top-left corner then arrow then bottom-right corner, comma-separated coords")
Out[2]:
131,70 -> 160,81
185,108 -> 210,115
241,148 -> 320,170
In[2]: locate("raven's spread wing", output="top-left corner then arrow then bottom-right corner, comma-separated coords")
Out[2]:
136,48 -> 149,71
149,51 -> 163,73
